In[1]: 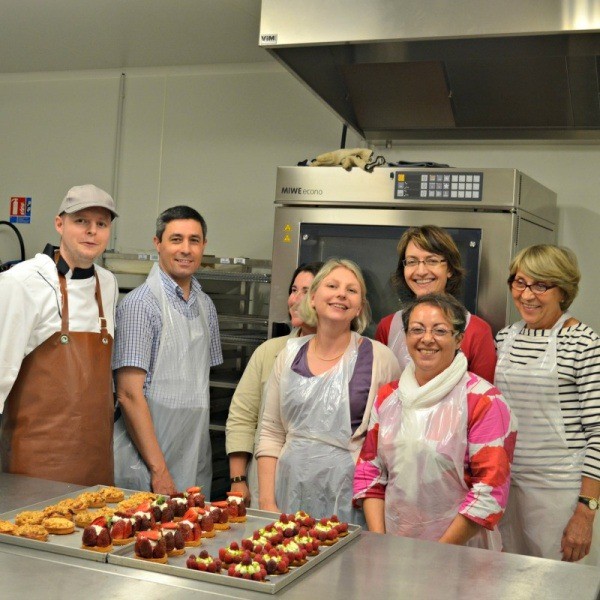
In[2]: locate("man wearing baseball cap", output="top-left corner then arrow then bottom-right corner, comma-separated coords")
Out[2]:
0,184 -> 119,486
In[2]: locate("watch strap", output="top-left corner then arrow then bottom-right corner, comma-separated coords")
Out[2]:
230,475 -> 247,484
578,495 -> 599,510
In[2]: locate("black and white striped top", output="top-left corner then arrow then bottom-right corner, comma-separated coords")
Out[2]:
496,322 -> 600,481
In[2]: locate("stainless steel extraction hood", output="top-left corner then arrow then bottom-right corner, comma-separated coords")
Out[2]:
259,0 -> 600,141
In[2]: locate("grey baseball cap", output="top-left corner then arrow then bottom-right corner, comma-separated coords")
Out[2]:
58,184 -> 118,219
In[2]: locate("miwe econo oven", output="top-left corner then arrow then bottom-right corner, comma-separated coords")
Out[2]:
268,166 -> 557,338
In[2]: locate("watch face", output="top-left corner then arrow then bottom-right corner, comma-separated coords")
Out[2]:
590,498 -> 599,510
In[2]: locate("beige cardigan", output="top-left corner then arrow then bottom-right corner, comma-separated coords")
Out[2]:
225,333 -> 295,455
256,337 -> 401,461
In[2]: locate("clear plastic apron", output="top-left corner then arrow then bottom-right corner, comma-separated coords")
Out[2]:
389,309 -> 471,369
248,333 -> 296,505
495,313 -> 598,562
275,332 -> 364,524
379,366 -> 500,549
247,379 -> 270,505
114,264 -> 211,495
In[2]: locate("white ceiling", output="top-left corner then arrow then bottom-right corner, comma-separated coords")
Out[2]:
0,0 -> 272,73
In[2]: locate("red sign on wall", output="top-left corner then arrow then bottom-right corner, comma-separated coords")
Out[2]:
9,197 -> 31,223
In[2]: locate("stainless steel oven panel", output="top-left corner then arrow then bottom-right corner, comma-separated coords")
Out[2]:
275,167 -> 557,225
269,206 -> 555,336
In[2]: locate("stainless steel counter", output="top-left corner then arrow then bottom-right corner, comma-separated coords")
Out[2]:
1,473 -> 599,599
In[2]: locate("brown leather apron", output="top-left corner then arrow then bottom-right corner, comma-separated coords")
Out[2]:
0,271 -> 114,486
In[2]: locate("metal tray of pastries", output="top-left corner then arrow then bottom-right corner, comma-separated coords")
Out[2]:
108,508 -> 361,594
0,485 -> 152,563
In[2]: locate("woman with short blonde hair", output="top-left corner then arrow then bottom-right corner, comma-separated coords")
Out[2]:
496,244 -> 600,564
257,258 -> 400,523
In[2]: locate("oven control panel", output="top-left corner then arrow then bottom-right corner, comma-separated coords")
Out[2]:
394,171 -> 483,201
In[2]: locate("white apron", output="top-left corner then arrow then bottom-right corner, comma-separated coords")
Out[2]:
496,313 -> 599,563
379,360 -> 500,549
247,380 -> 269,505
389,309 -> 471,369
275,332 -> 365,524
248,333 -> 297,506
114,264 -> 212,495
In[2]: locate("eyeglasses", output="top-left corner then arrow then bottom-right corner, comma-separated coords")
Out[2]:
509,277 -> 557,295
402,257 -> 447,268
407,326 -> 456,338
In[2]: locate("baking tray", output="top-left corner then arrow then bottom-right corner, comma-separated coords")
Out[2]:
108,508 -> 361,594
0,485 -> 139,563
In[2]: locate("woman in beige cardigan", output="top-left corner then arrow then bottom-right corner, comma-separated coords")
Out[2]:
226,262 -> 323,505
256,258 -> 400,524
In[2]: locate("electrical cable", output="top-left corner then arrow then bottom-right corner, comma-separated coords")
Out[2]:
0,220 -> 26,266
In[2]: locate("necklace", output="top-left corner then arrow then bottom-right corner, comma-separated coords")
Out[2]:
311,337 -> 348,361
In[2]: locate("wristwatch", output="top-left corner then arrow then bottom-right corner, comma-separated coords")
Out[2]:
230,475 -> 247,484
578,495 -> 599,510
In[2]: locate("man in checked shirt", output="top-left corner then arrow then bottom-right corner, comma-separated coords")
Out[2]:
112,206 -> 222,496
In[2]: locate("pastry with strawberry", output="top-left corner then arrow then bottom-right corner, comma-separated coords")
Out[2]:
108,514 -> 135,545
160,522 -> 186,556
134,530 -> 168,564
150,496 -> 175,524
198,510 -> 216,539
186,550 -> 222,573
225,491 -> 247,523
168,494 -> 189,521
186,486 -> 206,509
81,516 -> 113,553
206,503 -> 230,530
227,553 -> 268,581
131,501 -> 155,532
178,509 -> 203,547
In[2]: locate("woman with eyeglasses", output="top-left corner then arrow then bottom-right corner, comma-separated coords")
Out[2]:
376,225 -> 496,384
354,293 -> 516,547
495,244 -> 600,564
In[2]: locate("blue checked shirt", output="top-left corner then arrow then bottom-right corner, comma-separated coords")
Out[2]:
113,269 -> 222,394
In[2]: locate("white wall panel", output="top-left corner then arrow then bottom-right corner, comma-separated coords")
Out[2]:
116,65 -> 351,258
0,74 -> 120,263
111,75 -> 166,252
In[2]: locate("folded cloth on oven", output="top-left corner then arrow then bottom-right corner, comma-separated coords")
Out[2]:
310,148 -> 373,170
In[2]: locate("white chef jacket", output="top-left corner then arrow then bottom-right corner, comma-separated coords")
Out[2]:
0,251 -> 118,412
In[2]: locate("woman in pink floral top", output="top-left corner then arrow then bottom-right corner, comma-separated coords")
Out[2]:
353,293 -> 516,549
